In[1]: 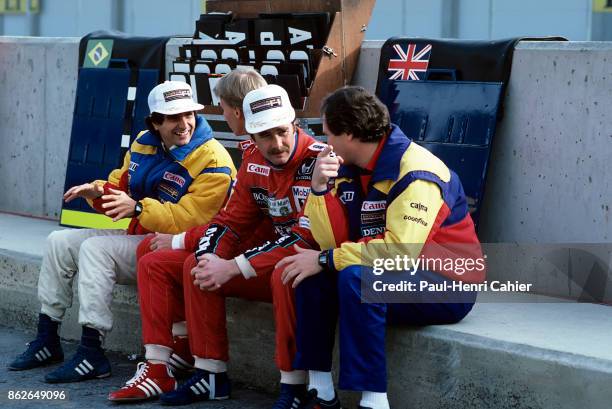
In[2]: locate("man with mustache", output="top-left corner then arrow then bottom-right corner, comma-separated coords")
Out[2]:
109,84 -> 322,408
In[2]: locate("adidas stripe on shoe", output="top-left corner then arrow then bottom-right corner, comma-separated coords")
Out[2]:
108,361 -> 176,402
159,369 -> 230,406
44,345 -> 110,383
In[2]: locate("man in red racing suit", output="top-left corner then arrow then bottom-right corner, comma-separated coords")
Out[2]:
109,84 -> 322,409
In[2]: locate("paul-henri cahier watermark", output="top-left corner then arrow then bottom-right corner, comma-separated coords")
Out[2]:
359,243 -> 612,304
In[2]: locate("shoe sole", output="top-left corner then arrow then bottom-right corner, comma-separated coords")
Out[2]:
108,395 -> 159,403
159,395 -> 229,406
7,358 -> 64,371
45,371 -> 111,384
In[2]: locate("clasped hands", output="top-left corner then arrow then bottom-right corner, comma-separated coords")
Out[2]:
191,254 -> 240,291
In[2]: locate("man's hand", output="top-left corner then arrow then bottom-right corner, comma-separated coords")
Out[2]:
276,244 -> 323,288
191,253 -> 240,291
101,188 -> 137,222
63,183 -> 104,203
149,233 -> 173,251
312,145 -> 343,193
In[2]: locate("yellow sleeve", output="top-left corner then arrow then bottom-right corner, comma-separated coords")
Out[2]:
304,178 -> 351,250
332,179 -> 443,271
137,141 -> 237,234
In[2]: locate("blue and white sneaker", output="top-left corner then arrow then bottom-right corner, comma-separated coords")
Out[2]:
302,388 -> 343,408
8,338 -> 64,371
44,345 -> 110,383
159,368 -> 230,406
273,383 -> 308,409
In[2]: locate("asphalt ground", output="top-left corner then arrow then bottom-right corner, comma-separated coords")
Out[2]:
0,325 -> 275,409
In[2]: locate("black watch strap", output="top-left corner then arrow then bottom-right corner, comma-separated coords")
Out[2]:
318,249 -> 333,270
134,201 -> 143,217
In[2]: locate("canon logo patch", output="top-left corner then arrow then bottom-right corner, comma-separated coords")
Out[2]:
361,201 -> 387,211
247,163 -> 270,176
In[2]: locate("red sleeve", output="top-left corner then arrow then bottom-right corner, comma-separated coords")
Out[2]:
241,215 -> 320,277
184,159 -> 263,252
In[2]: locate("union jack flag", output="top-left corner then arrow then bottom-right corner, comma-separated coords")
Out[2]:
387,43 -> 432,81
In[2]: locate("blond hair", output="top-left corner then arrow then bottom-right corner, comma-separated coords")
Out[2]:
213,68 -> 267,109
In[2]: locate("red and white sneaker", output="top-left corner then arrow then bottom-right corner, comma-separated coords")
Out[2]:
168,336 -> 195,379
107,361 -> 176,402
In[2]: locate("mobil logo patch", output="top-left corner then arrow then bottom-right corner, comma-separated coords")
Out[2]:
247,163 -> 270,177
292,185 -> 311,212
361,200 -> 387,212
163,171 -> 186,187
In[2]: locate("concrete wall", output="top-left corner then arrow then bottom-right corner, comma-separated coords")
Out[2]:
0,37 -> 78,219
1,37 -> 611,245
478,41 -> 612,244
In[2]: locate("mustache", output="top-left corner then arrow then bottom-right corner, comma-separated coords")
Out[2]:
268,147 -> 290,155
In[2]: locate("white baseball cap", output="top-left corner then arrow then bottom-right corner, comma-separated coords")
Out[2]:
147,81 -> 204,115
243,84 -> 296,134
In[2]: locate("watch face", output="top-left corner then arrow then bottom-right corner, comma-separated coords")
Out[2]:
318,251 -> 327,267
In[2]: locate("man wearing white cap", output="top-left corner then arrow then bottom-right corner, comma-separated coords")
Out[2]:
8,81 -> 236,384
132,84 -> 322,408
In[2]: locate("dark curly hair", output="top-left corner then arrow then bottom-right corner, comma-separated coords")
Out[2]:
320,86 -> 390,142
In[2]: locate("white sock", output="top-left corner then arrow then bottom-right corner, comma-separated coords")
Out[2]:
171,321 -> 188,337
194,357 -> 227,373
144,344 -> 172,363
308,371 -> 334,401
280,370 -> 307,384
360,391 -> 390,409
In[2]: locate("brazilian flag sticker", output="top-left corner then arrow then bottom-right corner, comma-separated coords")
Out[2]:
84,39 -> 113,68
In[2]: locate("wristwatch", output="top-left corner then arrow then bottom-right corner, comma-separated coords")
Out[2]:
134,201 -> 143,217
318,249 -> 332,269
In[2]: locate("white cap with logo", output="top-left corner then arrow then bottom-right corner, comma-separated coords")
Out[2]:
243,84 -> 296,134
148,81 -> 204,115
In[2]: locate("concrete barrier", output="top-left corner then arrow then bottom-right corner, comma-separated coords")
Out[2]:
1,38 -> 611,244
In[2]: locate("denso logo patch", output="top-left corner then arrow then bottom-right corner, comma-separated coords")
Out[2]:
362,226 -> 386,237
361,201 -> 387,211
247,163 -> 270,176
163,171 -> 186,187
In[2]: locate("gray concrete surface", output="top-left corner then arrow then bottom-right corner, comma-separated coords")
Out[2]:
0,37 -> 78,220
478,41 -> 612,244
0,325 -> 275,409
1,212 -> 612,408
